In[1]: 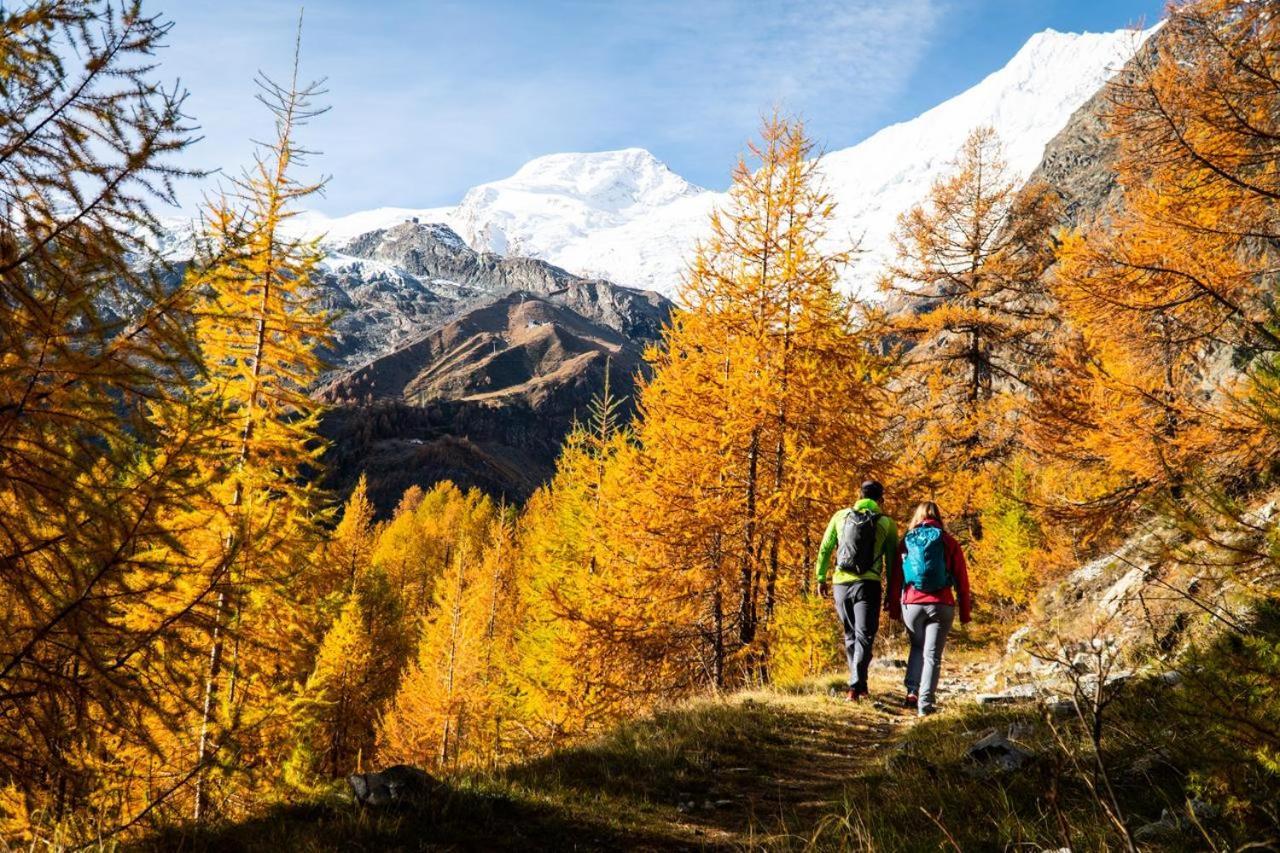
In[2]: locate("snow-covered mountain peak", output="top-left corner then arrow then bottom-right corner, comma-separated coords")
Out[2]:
815,23 -> 1157,281
1002,26 -> 1152,88
198,22 -> 1156,299
449,147 -> 702,258
446,24 -> 1155,294
501,147 -> 703,208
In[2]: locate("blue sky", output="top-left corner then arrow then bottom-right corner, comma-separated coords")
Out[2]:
157,0 -> 1164,214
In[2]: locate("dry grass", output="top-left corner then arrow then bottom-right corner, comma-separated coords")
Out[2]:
138,622 -> 1280,852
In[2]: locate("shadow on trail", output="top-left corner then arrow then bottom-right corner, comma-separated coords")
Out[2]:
140,784 -> 687,852
504,692 -> 902,842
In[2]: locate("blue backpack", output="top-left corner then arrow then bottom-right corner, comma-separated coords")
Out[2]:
902,526 -> 951,593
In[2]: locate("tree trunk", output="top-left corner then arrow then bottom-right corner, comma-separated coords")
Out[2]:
712,588 -> 724,689
1160,317 -> 1184,502
739,428 -> 761,646
192,588 -> 226,822
764,532 -> 781,626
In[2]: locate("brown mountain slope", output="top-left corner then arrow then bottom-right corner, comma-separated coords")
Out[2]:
318,291 -> 659,513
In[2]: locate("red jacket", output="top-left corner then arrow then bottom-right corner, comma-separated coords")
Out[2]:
886,520 -> 972,624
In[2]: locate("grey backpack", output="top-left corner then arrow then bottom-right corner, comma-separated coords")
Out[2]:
836,509 -> 880,574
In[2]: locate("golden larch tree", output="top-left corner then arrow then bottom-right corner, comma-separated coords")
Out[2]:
1033,0 -> 1280,538
509,386 -> 695,748
181,43 -> 333,820
882,125 -> 1060,535
635,115 -> 888,684
285,568 -> 411,786
377,492 -> 514,770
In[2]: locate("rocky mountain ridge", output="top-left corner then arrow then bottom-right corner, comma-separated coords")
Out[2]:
309,220 -> 671,371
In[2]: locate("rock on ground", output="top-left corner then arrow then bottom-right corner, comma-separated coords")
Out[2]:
348,764 -> 438,807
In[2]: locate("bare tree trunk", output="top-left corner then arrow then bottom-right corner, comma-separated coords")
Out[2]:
439,717 -> 451,769
764,533 -> 781,626
1160,317 -> 1184,502
192,588 -> 226,822
739,428 -> 761,645
969,327 -> 982,406
439,553 -> 465,768
712,588 -> 724,689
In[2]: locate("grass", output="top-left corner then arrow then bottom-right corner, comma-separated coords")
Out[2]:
805,604 -> 1280,852
803,700 -> 1185,851
138,619 -> 1280,852
139,671 -> 910,852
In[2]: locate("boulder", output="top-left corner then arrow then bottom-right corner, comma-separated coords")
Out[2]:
1133,810 -> 1182,842
1127,747 -> 1172,779
1004,625 -> 1032,656
1099,566 -> 1152,616
965,730 -> 1036,776
348,764 -> 438,807
1006,721 -> 1036,741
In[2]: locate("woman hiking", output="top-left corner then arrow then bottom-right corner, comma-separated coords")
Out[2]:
886,502 -> 972,716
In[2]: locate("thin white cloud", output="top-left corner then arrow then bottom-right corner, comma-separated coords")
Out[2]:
605,0 -> 943,136
159,0 -> 943,212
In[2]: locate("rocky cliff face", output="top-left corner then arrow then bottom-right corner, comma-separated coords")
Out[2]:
1025,83 -> 1124,230
1025,32 -> 1163,231
322,293 -> 646,405
980,493 -> 1276,708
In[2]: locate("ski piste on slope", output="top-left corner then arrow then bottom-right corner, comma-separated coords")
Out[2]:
291,25 -> 1156,299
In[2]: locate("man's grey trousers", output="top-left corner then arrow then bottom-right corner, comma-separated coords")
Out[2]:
833,581 -> 881,692
903,602 -> 955,714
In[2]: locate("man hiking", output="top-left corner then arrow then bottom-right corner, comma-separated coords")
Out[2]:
815,480 -> 899,701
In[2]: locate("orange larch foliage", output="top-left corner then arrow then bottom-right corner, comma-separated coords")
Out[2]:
371,482 -> 498,619
881,126 -> 1060,602
0,2 -> 209,837
1034,0 -> 1280,532
510,387 -> 697,749
179,53 -> 333,821
377,491 -> 513,771
287,567 -> 411,786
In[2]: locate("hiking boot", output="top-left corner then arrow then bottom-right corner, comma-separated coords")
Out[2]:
904,694 -> 918,710
845,687 -> 859,702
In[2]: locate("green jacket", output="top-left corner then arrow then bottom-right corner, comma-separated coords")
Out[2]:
815,499 -> 899,585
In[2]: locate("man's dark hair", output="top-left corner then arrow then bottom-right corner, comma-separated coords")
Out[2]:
860,480 -> 884,502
